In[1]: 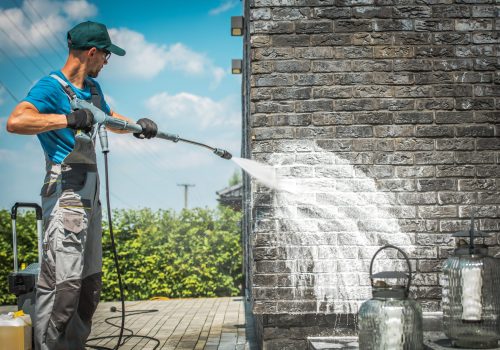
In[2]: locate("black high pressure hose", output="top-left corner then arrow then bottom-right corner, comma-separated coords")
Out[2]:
85,126 -> 160,350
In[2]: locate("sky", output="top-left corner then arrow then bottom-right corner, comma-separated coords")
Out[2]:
0,0 -> 244,212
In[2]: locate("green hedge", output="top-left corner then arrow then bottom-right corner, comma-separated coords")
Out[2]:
0,206 -> 242,305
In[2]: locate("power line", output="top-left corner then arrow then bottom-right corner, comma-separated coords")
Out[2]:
0,47 -> 34,84
24,0 -> 68,49
9,0 -> 66,62
0,26 -> 47,75
0,80 -> 20,102
1,9 -> 56,70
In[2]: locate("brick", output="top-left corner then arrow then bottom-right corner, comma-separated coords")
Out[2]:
472,5 -> 496,17
274,60 -> 310,73
474,58 -> 500,71
295,127 -> 335,138
373,19 -> 413,31
438,192 -> 477,205
476,138 -> 500,150
313,86 -> 352,99
272,87 -> 311,100
458,179 -> 497,191
416,99 -> 455,111
254,101 -> 295,113
341,46 -> 374,58
296,73 -> 338,88
395,112 -> 433,124
252,35 -> 272,48
252,21 -> 295,34
394,86 -> 432,98
456,125 -> 495,137
374,125 -> 415,137
394,33 -> 431,45
335,20 -> 373,32
419,206 -> 457,218
436,138 -> 475,151
435,111 -> 474,124
455,152 -> 496,164
252,88 -> 272,101
253,74 -> 294,87
335,72 -> 374,85
393,6 -> 432,18
252,61 -> 274,74
459,205 -> 498,218
316,139 -> 352,151
475,111 -> 498,123
374,152 -> 413,165
313,7 -> 351,19
354,165 -> 393,178
472,32 -> 499,44
373,72 -> 413,85
415,46 -> 454,58
379,99 -> 415,111
336,125 -> 373,138
478,192 -> 500,204
353,85 -> 393,98
271,8 -> 310,21
432,5 -> 470,17
251,8 -> 272,20
456,19 -> 493,31
272,34 -> 311,47
415,152 -> 455,165
434,85 -> 473,97
296,20 -> 333,34
312,112 -> 353,125
415,72 -> 453,84
395,139 -> 434,151
397,192 -> 437,204
355,59 -> 394,72
376,179 -> 416,192
455,46 -> 494,58
354,112 -> 392,124
353,32 -> 392,45
295,99 -> 332,112
352,6 -> 392,18
310,33 -> 352,46
294,47 -> 334,59
415,20 -> 453,32
477,165 -> 500,177
273,114 -> 312,126
434,33 -> 471,45
433,59 -> 473,71
334,99 -> 375,111
312,60 -> 351,72
394,59 -> 432,71
436,165 -> 475,177
253,47 -> 294,60
417,179 -> 455,192
416,126 -> 454,138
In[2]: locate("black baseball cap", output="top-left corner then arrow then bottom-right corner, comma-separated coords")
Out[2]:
67,21 -> 126,56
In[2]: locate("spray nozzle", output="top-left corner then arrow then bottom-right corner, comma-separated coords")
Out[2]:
213,148 -> 232,160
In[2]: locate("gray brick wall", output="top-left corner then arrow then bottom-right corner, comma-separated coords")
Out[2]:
242,0 -> 499,348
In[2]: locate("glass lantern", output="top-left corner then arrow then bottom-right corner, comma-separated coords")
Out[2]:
358,244 -> 423,350
441,217 -> 500,348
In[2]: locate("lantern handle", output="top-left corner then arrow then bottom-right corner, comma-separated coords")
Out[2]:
369,244 -> 412,297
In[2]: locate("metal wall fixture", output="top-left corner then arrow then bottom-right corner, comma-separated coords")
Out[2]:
232,59 -> 242,74
358,244 -> 424,350
441,216 -> 500,348
231,16 -> 244,36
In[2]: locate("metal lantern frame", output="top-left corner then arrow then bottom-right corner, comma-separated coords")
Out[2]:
358,244 -> 424,350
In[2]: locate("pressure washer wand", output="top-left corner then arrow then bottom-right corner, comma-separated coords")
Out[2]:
71,98 -> 232,159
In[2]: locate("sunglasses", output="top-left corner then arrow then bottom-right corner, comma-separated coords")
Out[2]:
101,49 -> 111,61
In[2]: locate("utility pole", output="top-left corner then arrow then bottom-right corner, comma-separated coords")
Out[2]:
177,183 -> 195,209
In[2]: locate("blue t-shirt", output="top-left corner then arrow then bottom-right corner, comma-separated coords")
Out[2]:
23,70 -> 111,163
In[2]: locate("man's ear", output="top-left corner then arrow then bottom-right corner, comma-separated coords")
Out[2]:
87,47 -> 98,58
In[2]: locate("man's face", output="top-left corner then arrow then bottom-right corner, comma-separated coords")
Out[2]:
88,48 -> 110,78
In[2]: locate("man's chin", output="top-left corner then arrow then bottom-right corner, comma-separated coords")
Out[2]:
88,71 -> 99,78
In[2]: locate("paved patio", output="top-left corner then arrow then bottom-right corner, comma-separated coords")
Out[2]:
1,297 -> 256,350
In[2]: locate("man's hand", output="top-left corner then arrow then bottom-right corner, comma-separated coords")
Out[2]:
66,109 -> 94,132
134,118 -> 158,139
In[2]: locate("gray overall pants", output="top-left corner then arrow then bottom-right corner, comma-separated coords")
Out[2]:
35,78 -> 103,350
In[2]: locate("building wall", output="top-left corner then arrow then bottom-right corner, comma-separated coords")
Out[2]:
242,0 -> 499,348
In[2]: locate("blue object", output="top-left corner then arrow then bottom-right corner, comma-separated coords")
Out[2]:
23,70 -> 110,163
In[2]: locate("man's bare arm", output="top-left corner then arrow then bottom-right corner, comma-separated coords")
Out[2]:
6,102 -> 67,135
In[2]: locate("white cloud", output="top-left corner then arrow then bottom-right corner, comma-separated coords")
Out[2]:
209,0 -> 239,15
0,0 -> 96,55
62,0 -> 97,19
106,28 -> 226,85
145,92 -> 240,129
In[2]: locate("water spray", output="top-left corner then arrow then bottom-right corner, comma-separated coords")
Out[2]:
71,98 -> 232,159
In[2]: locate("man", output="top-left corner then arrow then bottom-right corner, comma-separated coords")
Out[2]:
6,21 -> 157,349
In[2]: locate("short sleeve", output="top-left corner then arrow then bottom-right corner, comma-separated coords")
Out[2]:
23,77 -> 68,114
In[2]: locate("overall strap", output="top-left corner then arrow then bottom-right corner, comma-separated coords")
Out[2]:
50,74 -> 77,100
85,78 -> 103,110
